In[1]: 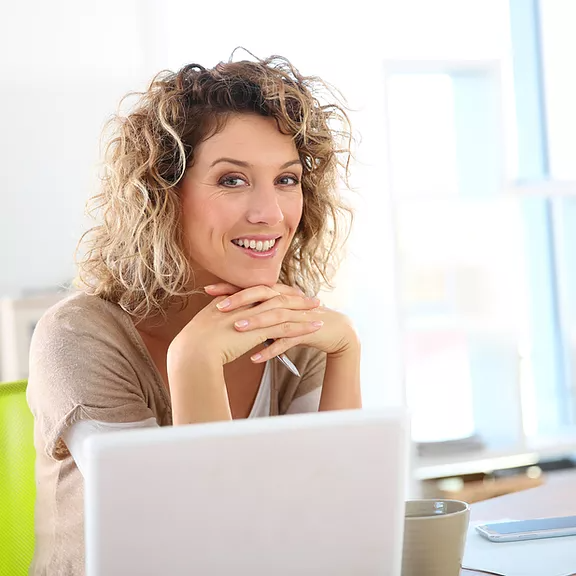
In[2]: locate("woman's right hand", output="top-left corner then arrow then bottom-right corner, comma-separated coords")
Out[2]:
167,284 -> 322,374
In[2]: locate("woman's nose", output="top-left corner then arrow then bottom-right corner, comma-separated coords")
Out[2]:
245,186 -> 284,226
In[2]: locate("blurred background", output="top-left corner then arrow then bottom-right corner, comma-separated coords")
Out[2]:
2,0 -> 576,500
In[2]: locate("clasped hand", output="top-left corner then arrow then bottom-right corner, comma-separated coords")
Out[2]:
168,283 -> 358,369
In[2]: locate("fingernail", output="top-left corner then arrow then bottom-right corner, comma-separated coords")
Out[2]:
309,297 -> 321,305
216,299 -> 230,309
251,353 -> 262,362
234,319 -> 249,328
312,320 -> 324,327
204,285 -> 216,291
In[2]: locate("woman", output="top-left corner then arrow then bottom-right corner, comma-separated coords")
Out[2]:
27,53 -> 361,575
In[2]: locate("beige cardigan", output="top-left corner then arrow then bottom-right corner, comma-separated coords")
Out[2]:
26,292 -> 326,576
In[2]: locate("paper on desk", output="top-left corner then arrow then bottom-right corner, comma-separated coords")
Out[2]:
463,522 -> 576,576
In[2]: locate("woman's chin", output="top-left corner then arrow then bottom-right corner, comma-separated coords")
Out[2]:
224,272 -> 280,289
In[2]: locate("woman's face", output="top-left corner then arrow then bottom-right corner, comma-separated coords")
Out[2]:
180,113 -> 304,289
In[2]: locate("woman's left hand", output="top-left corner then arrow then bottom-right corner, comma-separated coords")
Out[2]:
204,283 -> 360,362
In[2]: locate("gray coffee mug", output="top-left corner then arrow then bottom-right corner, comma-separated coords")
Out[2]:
402,499 -> 470,576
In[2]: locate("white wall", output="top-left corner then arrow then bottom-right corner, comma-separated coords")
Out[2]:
1,0 -> 509,408
1,0 -> 147,295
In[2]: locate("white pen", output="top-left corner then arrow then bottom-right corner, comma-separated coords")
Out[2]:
263,339 -> 301,377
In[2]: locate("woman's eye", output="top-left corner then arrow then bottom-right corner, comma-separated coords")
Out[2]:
219,175 -> 248,187
278,175 -> 300,186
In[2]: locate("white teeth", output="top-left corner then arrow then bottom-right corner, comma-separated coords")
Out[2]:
233,238 -> 278,251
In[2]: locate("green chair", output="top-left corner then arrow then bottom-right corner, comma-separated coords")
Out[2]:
0,380 -> 36,576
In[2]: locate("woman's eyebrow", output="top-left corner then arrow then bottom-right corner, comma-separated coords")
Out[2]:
209,157 -> 302,169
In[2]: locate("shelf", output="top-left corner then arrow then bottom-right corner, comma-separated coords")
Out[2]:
415,436 -> 576,480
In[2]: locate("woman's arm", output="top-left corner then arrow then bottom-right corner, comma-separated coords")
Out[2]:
62,418 -> 159,476
167,351 -> 232,425
166,285 -> 322,425
319,343 -> 362,411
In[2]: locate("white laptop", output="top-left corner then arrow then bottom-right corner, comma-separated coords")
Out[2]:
84,408 -> 409,576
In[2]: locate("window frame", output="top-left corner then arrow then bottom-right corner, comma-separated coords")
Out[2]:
385,0 -> 575,452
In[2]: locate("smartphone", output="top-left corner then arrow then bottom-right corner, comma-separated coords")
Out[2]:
476,515 -> 576,542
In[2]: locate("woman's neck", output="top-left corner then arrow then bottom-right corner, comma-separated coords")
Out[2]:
134,290 -> 214,347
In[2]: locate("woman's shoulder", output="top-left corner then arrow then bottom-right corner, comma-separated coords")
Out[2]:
36,290 -> 127,334
31,290 -> 137,355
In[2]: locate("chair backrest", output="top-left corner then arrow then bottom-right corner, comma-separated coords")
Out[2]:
0,380 -> 35,576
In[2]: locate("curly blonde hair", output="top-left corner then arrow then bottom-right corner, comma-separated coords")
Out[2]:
76,52 -> 353,321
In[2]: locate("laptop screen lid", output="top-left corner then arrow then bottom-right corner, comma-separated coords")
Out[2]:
85,408 -> 409,576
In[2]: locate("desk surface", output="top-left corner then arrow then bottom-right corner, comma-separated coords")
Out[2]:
470,469 -> 576,522
463,470 -> 576,575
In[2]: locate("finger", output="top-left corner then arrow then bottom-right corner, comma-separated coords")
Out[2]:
213,285 -> 283,312
233,307 -> 322,331
204,283 -> 241,296
205,282 -> 305,299
270,283 -> 306,297
251,294 -> 320,317
250,335 -> 312,363
249,321 -> 323,358
211,295 -> 233,308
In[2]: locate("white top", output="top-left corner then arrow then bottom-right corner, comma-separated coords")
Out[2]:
247,360 -> 272,418
63,361 -> 321,476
